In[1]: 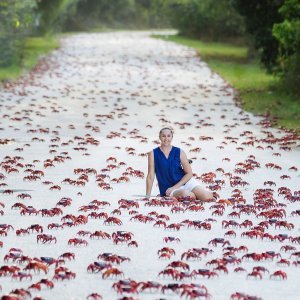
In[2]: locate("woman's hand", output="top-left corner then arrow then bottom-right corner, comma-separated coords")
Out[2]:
165,187 -> 175,196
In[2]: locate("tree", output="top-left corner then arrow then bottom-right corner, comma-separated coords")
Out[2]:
63,0 -> 169,31
166,0 -> 244,40
231,0 -> 284,72
272,0 -> 300,94
36,0 -> 79,35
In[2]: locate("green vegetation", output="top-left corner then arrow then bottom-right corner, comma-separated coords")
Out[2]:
0,0 -> 37,67
154,34 -> 300,131
272,0 -> 300,95
232,0 -> 300,95
36,0 -> 79,35
64,0 -> 169,31
166,0 -> 244,40
231,0 -> 284,73
0,36 -> 59,81
164,35 -> 248,62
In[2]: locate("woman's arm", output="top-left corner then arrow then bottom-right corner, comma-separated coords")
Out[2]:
165,150 -> 193,196
146,151 -> 155,196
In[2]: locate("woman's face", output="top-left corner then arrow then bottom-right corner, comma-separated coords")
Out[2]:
159,129 -> 173,146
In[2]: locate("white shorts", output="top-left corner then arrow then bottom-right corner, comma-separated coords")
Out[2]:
170,177 -> 201,196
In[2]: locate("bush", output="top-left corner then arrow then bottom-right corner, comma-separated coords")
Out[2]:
35,0 -> 79,35
273,0 -> 300,95
0,0 -> 36,67
167,0 -> 245,40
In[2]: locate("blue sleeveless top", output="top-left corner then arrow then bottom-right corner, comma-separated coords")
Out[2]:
153,146 -> 185,196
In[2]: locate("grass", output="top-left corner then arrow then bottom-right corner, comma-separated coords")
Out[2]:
153,34 -> 300,132
0,36 -> 59,82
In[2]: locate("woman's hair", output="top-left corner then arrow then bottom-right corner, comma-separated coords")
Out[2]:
159,127 -> 174,136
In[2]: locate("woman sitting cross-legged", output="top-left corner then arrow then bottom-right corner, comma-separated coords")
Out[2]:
146,127 -> 215,201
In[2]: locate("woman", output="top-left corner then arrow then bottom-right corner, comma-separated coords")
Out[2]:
146,127 -> 214,201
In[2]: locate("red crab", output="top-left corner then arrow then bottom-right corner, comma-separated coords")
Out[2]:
48,223 -> 64,230
208,238 -> 230,247
276,258 -> 290,266
20,206 -> 38,216
242,253 -> 262,262
171,206 -> 185,213
158,268 -> 182,280
112,231 -> 133,241
53,270 -> 76,281
153,220 -> 167,228
28,282 -> 42,291
56,197 -> 72,207
38,278 -> 54,289
11,202 -> 27,210
253,266 -> 269,274
240,220 -> 253,228
230,292 -> 262,300
12,271 -> 32,281
2,189 -> 14,195
212,209 -> 223,216
102,267 -> 124,279
0,224 -> 14,231
214,265 -> 229,274
167,261 -> 190,271
90,231 -> 111,239
103,217 -> 122,225
290,251 -> 300,259
68,238 -> 88,247
233,267 -> 247,273
158,247 -> 176,256
181,288 -> 212,300
40,256 -> 65,267
87,293 -> 102,300
224,230 -> 236,238
280,245 -> 296,252
4,252 -> 23,263
97,253 -> 130,265
222,220 -> 240,229
112,279 -> 139,294
158,252 -> 172,259
24,261 -> 48,274
17,193 -> 32,199
127,241 -> 138,247
270,270 -> 287,280
227,211 -> 241,219
58,252 -> 75,261
28,224 -> 43,233
0,265 -> 21,276
49,185 -> 61,191
2,290 -> 32,300
190,269 -> 218,279
182,248 -> 213,261
37,234 -> 57,244
247,271 -> 263,280
161,283 -> 181,294
165,223 -> 182,231
291,210 -> 300,217
138,281 -> 162,293
87,262 -> 112,273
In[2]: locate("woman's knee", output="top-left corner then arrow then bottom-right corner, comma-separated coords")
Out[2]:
202,192 -> 214,201
173,189 -> 193,199
192,187 -> 214,201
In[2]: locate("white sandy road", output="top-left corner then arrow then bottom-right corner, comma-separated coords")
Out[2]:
0,31 -> 299,300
